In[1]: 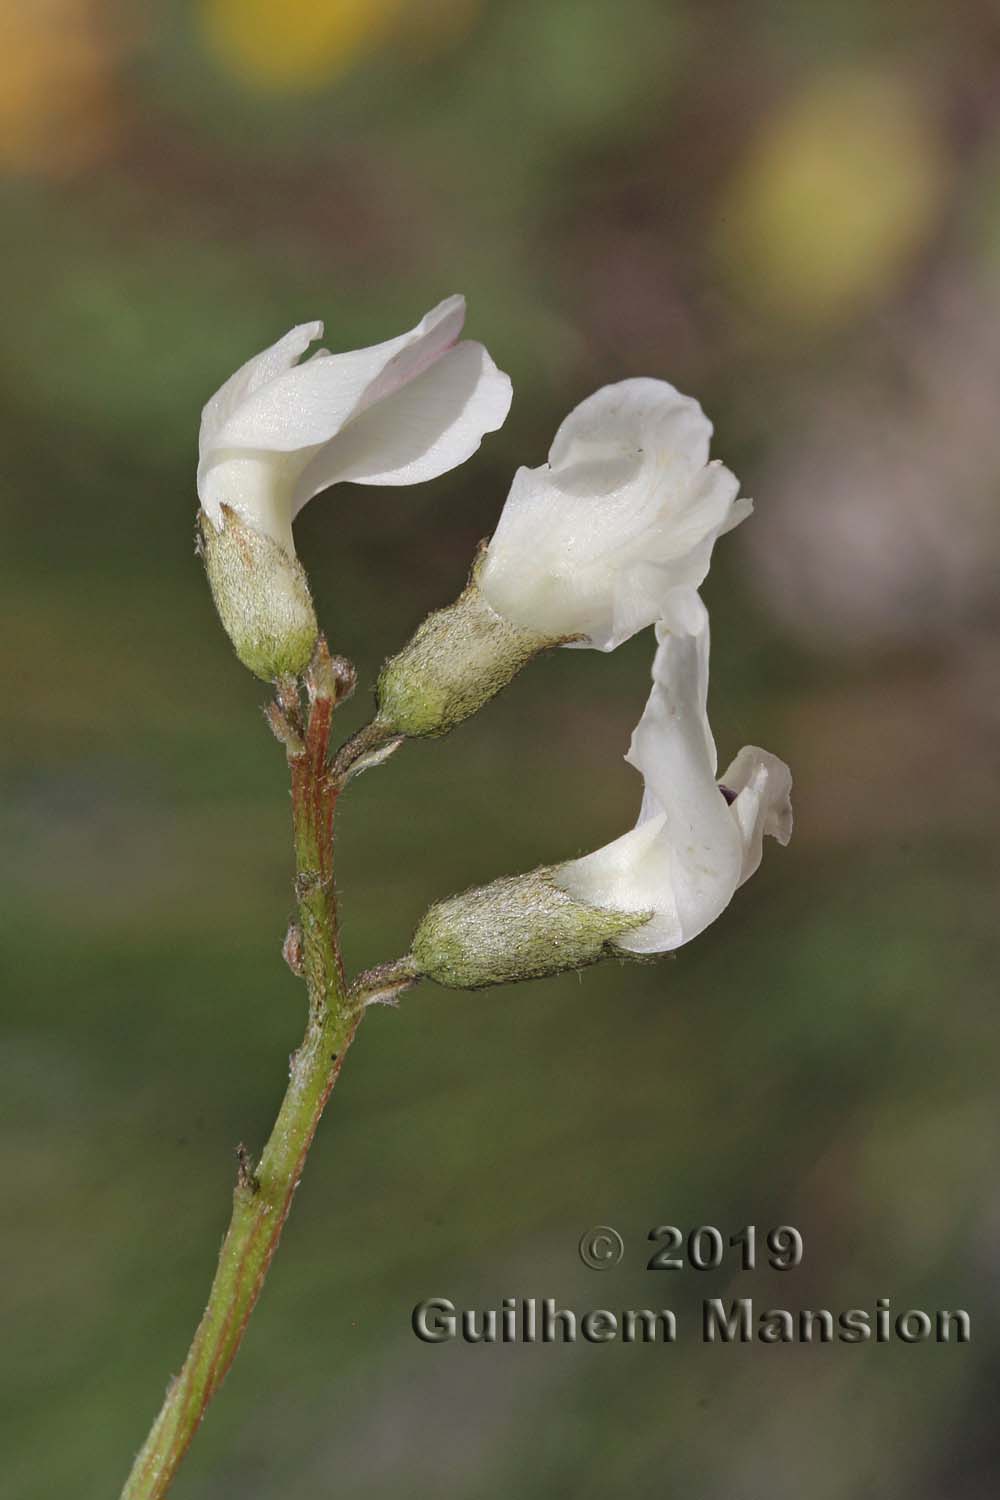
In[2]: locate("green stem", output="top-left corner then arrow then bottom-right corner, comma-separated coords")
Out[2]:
120,671 -> 356,1500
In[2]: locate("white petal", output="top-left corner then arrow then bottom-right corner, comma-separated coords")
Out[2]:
352,294 -> 467,409
558,594 -> 743,952
584,462 -> 743,651
289,339 -> 512,504
198,321 -> 323,458
721,745 -> 794,885
204,296 -> 468,457
642,588 -> 718,772
480,378 -> 748,647
556,592 -> 791,955
721,494 -> 755,535
196,297 -> 496,542
198,451 -> 303,551
549,376 -> 713,474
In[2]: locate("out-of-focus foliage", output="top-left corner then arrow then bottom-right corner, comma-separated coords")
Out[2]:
0,0 -> 130,174
199,0 -> 411,92
716,67 -> 947,325
199,0 -> 485,91
2,2 -> 999,1498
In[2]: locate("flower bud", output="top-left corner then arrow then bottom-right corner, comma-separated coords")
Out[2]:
198,506 -> 319,681
374,550 -> 558,738
410,868 -> 649,990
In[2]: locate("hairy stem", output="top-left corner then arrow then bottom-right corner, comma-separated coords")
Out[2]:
350,955 -> 420,1008
329,718 -> 403,786
120,659 -> 357,1500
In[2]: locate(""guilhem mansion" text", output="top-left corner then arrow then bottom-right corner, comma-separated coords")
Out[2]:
412,1296 -> 971,1346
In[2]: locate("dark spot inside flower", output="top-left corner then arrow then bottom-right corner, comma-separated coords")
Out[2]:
719,784 -> 737,805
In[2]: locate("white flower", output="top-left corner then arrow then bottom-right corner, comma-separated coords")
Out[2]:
478,378 -> 751,651
556,590 -> 792,953
197,295 -> 512,554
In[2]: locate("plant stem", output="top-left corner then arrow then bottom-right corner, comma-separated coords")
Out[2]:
120,659 -> 358,1500
349,956 -> 419,1008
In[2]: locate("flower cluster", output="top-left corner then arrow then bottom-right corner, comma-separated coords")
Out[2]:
199,297 -> 792,981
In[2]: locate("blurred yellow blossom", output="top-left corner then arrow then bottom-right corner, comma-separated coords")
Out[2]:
716,70 -> 947,326
0,0 -> 123,175
199,0 -> 472,91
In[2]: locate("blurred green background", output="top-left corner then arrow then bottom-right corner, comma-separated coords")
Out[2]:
3,1 -> 999,1496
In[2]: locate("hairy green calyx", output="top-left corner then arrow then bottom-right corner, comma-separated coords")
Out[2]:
199,506 -> 319,681
375,546 -> 558,738
411,867 -> 650,989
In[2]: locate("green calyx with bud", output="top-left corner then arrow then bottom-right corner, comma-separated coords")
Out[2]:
410,867 -> 651,990
374,545 -> 559,739
198,506 -> 319,681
